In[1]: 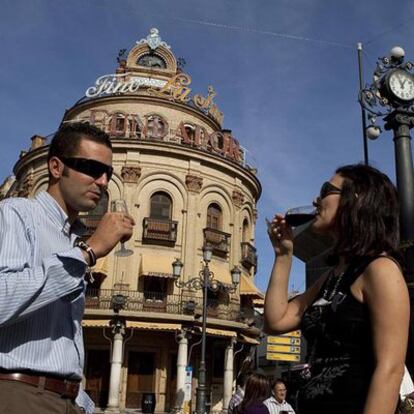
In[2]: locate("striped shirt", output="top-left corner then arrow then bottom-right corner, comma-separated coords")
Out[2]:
263,396 -> 296,414
0,191 -> 94,413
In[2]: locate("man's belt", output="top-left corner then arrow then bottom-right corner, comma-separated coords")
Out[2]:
0,372 -> 80,400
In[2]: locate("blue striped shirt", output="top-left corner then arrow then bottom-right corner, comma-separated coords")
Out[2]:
0,191 -> 94,413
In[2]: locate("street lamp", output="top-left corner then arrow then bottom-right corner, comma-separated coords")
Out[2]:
172,246 -> 240,414
359,45 -> 414,372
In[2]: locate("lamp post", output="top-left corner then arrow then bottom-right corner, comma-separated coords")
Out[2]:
172,246 -> 241,414
359,46 -> 414,371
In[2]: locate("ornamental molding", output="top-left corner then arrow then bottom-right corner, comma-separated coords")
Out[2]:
232,189 -> 245,208
121,166 -> 142,183
185,174 -> 203,193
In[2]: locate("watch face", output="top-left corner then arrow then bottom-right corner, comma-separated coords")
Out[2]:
137,54 -> 166,69
389,70 -> 414,101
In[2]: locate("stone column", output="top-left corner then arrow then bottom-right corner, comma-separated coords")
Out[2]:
106,317 -> 126,411
222,339 -> 236,413
176,330 -> 189,411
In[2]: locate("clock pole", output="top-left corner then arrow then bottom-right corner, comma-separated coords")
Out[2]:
359,47 -> 414,374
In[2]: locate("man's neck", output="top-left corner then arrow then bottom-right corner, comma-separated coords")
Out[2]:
46,187 -> 78,224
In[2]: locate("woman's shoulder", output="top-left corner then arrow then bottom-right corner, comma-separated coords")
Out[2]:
240,401 -> 269,414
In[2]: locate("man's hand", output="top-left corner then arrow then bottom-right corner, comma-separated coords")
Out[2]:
86,212 -> 135,258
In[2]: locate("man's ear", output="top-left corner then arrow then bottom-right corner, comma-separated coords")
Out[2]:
48,157 -> 64,179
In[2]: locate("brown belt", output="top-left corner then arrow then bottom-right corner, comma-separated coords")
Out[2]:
0,372 -> 80,400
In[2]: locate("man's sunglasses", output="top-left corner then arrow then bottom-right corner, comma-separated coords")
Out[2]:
59,157 -> 113,181
319,181 -> 342,199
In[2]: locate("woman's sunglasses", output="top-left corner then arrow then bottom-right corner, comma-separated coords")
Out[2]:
59,157 -> 113,181
319,181 -> 342,199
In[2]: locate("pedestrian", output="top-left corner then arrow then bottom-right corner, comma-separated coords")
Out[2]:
228,371 -> 250,414
236,373 -> 270,414
0,122 -> 134,414
264,378 -> 295,414
264,164 -> 409,414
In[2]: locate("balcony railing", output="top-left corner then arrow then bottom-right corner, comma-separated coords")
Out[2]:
241,242 -> 257,269
203,227 -> 231,257
142,217 -> 178,245
79,214 -> 103,237
85,288 -> 247,322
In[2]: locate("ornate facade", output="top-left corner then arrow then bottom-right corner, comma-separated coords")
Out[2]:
1,29 -> 263,413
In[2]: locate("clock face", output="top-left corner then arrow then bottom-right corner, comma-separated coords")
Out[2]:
137,54 -> 166,69
388,70 -> 414,101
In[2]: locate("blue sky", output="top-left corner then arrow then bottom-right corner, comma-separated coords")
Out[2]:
1,0 -> 414,292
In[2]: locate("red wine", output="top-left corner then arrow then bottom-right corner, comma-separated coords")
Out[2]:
285,212 -> 316,227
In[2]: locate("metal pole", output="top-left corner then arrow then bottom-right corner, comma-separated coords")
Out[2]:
357,42 -> 369,165
195,264 -> 209,414
385,112 -> 414,372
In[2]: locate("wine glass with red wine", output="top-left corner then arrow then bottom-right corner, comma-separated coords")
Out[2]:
285,205 -> 316,227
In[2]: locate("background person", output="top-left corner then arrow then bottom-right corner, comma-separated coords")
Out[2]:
264,378 -> 295,414
228,371 -> 250,414
236,373 -> 270,414
264,164 -> 409,414
0,122 -> 134,414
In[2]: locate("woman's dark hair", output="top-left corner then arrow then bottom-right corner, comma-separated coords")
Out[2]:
333,164 -> 400,260
238,373 -> 270,413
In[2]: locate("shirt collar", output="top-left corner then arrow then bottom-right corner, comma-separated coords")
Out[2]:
36,191 -> 86,237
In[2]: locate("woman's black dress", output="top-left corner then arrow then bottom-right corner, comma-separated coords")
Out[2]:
298,258 -> 378,414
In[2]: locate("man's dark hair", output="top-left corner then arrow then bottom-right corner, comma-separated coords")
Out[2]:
333,164 -> 400,260
47,122 -> 112,162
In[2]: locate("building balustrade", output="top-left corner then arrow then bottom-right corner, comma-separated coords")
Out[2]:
85,288 -> 248,322
203,227 -> 231,257
240,242 -> 257,269
142,217 -> 178,244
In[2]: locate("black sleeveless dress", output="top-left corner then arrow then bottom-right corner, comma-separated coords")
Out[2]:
297,257 -> 380,414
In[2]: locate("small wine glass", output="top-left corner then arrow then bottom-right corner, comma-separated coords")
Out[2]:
285,205 -> 316,227
111,199 -> 133,257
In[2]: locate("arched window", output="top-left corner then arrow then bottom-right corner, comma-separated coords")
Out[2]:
80,192 -> 109,237
242,218 -> 249,242
207,203 -> 222,230
150,192 -> 172,219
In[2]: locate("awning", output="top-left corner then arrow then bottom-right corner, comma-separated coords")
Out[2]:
126,321 -> 181,331
208,262 -> 232,287
206,328 -> 237,338
139,254 -> 175,278
240,274 -> 264,299
92,257 -> 108,275
238,333 -> 261,345
82,319 -> 111,328
253,298 -> 265,307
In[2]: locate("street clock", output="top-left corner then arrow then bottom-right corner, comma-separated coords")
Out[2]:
382,69 -> 414,103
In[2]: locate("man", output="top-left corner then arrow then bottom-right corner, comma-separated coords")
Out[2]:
264,378 -> 296,414
228,372 -> 249,414
0,122 -> 134,414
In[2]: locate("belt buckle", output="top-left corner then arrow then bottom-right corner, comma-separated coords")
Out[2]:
61,379 -> 77,399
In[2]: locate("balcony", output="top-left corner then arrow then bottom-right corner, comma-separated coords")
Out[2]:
203,227 -> 231,257
85,288 -> 247,322
142,217 -> 178,245
241,242 -> 257,269
79,214 -> 102,237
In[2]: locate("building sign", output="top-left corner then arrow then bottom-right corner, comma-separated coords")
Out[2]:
80,109 -> 243,163
266,330 -> 302,362
85,73 -> 224,127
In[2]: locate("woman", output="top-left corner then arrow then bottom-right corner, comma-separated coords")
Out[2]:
236,373 -> 270,414
264,164 -> 409,414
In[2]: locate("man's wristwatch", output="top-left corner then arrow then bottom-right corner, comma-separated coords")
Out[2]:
75,240 -> 97,267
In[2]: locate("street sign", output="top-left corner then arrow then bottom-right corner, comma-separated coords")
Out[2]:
267,344 -> 301,354
266,353 -> 300,362
267,336 -> 301,346
280,330 -> 301,337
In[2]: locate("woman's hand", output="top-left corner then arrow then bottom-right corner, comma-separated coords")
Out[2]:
267,214 -> 293,256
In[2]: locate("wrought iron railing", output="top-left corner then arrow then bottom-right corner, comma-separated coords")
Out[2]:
143,217 -> 178,244
85,288 -> 247,322
203,227 -> 231,257
241,242 -> 257,269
